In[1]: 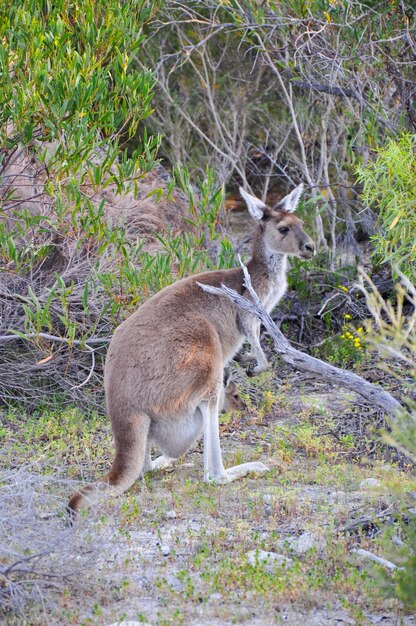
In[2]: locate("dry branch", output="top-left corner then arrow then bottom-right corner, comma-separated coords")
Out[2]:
198,259 -> 405,419
352,548 -> 400,571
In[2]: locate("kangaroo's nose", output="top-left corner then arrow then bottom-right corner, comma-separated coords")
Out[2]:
304,242 -> 315,254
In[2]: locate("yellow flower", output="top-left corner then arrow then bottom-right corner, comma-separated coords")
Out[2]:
357,327 -> 363,333
340,285 -> 348,292
344,314 -> 351,319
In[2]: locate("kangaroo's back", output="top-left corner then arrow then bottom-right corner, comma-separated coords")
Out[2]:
105,266 -> 246,405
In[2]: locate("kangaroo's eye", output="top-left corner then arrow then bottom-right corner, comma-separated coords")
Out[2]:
278,226 -> 289,234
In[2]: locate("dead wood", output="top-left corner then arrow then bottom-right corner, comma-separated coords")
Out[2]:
352,548 -> 400,571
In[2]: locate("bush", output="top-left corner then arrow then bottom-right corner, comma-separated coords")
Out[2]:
356,134 -> 416,281
0,1 -> 234,412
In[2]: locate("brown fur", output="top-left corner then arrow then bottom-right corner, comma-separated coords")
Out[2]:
68,187 -> 315,515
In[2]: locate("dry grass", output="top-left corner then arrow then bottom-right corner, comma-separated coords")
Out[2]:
0,467 -> 112,622
1,146 -> 188,245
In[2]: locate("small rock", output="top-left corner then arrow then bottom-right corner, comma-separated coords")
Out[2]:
166,509 -> 177,519
294,532 -> 323,554
246,549 -> 292,567
159,544 -> 171,556
263,494 -> 272,516
360,478 -> 381,489
279,531 -> 325,555
210,592 -> 222,601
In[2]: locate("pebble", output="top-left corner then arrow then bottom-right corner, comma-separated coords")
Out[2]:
278,531 -> 325,554
210,592 -> 222,601
359,478 -> 381,488
159,544 -> 171,556
166,509 -> 177,519
246,549 -> 292,567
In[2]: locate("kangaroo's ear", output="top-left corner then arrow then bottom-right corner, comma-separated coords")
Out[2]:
278,184 -> 304,213
239,187 -> 267,221
223,367 -> 237,387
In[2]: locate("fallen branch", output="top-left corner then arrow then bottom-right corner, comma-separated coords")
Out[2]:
352,548 -> 400,571
340,503 -> 399,536
198,258 -> 405,419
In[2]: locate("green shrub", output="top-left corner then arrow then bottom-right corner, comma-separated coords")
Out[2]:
0,0 -> 158,177
356,134 -> 416,281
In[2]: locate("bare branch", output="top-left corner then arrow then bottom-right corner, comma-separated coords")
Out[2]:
0,332 -> 111,345
352,548 -> 401,571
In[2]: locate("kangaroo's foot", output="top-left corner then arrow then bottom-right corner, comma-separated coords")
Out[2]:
206,461 -> 269,484
150,455 -> 177,471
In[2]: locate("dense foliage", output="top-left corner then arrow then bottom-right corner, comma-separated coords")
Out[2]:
141,0 -> 416,258
1,0 -> 158,180
357,134 -> 416,281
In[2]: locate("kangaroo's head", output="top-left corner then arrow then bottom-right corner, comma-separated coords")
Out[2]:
239,185 -> 316,260
222,368 -> 247,412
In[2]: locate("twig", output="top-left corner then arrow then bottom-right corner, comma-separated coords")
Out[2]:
0,332 -> 110,346
0,332 -> 107,390
317,291 -> 345,316
70,344 -> 96,390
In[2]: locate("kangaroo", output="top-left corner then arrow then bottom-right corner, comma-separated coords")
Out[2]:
68,185 -> 315,515
222,367 -> 247,412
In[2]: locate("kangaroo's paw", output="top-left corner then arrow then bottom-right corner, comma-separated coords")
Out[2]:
250,362 -> 270,376
239,351 -> 256,364
224,461 -> 269,481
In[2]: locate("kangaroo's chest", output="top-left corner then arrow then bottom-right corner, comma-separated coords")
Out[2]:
259,276 -> 288,313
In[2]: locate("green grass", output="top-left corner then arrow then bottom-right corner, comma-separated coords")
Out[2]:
0,408 -> 111,478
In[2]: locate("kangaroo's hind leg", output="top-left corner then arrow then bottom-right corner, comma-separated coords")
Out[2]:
68,411 -> 151,515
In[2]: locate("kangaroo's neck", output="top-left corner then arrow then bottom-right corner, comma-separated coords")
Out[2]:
246,226 -> 288,309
